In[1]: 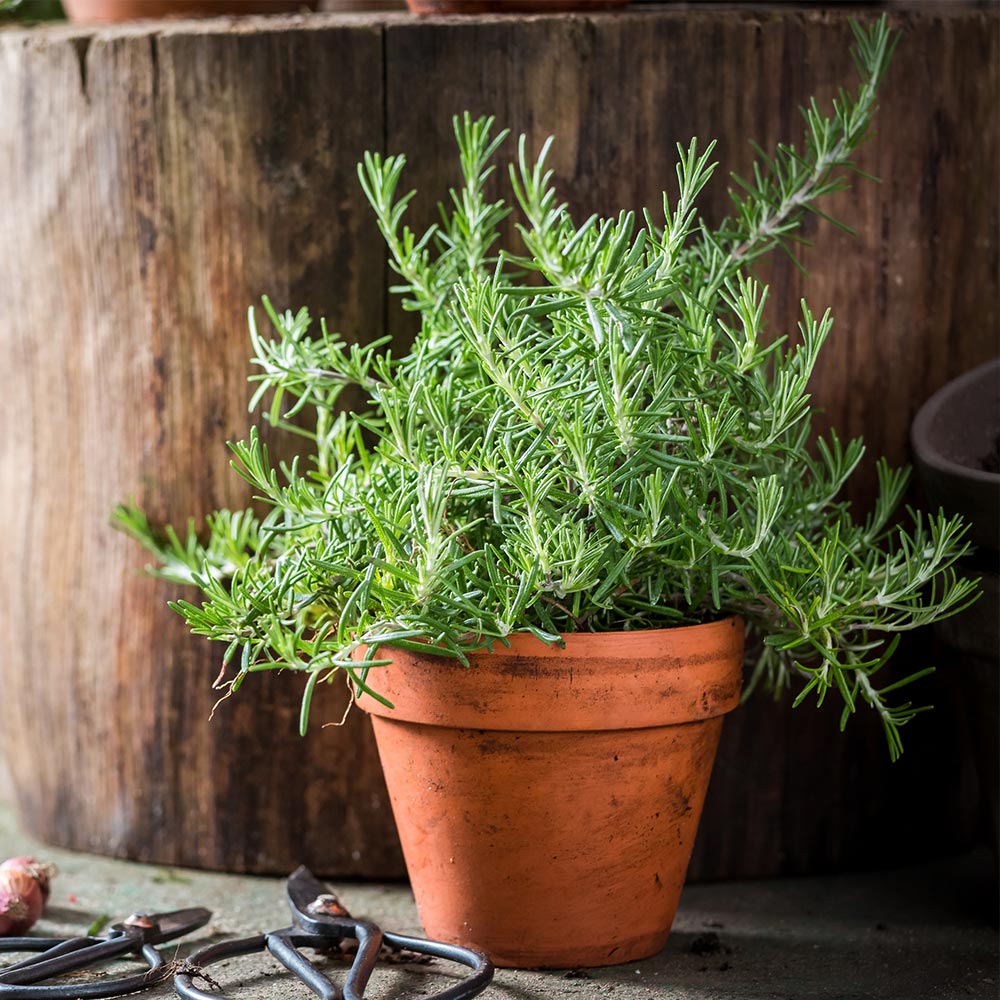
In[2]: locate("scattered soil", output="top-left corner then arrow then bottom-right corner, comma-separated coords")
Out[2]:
690,928 -> 737,976
689,932 -> 724,956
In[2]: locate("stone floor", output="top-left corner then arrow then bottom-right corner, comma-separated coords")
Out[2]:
0,793 -> 996,1000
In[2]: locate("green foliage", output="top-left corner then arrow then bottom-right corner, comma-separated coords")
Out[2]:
0,0 -> 64,21
115,17 -> 976,759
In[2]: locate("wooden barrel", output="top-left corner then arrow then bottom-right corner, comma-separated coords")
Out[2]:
0,4 -> 995,878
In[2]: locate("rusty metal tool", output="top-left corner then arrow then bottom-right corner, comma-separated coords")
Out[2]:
173,866 -> 493,1000
0,908 -> 211,999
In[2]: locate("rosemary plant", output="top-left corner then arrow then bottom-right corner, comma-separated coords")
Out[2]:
117,18 -> 976,759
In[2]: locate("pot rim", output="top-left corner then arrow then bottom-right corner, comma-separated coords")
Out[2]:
369,613 -> 744,661
355,615 -> 745,732
912,357 -> 1000,486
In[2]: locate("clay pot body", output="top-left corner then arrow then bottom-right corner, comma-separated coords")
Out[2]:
63,0 -> 315,23
407,0 -> 627,14
357,617 -> 744,968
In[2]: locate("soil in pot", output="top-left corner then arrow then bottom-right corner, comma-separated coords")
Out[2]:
357,617 -> 744,968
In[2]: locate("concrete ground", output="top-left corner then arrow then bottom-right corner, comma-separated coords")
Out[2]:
0,793 -> 996,1000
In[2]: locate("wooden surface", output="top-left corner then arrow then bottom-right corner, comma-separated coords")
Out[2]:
380,3 -> 998,879
0,4 -> 996,878
0,12 -> 403,875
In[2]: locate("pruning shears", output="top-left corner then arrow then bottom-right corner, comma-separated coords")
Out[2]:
174,866 -> 493,1000
0,908 -> 211,999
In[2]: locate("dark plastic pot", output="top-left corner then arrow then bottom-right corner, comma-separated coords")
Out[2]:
912,358 -> 1000,550
912,357 -> 999,857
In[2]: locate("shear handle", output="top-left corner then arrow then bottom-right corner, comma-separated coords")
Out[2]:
0,944 -> 164,1000
0,908 -> 211,989
381,931 -> 494,1000
173,934 -> 267,1000
0,941 -> 79,957
283,867 -> 493,1000
267,922 -> 383,1000
0,939 -> 104,977
174,926 -> 384,1000
0,937 -> 139,986
268,923 -> 494,1000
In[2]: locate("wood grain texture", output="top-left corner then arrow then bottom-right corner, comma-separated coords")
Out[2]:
0,4 -> 996,879
0,14 -> 405,875
381,4 -> 997,879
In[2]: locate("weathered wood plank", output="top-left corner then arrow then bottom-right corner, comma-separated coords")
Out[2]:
0,4 -> 995,879
0,15 -> 404,875
384,5 -> 997,878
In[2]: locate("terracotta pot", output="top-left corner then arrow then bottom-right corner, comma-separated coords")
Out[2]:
406,0 -> 627,14
62,0 -> 316,23
356,617 -> 744,968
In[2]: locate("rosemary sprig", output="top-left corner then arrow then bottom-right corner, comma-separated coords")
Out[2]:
115,18 -> 977,760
